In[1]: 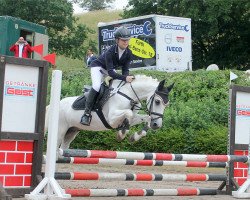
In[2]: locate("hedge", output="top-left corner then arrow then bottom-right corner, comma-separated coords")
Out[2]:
46,68 -> 250,154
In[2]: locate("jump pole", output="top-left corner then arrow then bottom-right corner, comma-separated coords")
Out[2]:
232,126 -> 250,198
60,149 -> 249,162
56,157 -> 228,168
54,172 -> 227,182
25,70 -> 71,200
65,188 -> 218,197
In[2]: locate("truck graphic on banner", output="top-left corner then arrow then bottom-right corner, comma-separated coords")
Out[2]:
98,14 -> 192,72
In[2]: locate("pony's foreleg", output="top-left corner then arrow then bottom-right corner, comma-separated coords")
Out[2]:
129,113 -> 151,142
108,109 -> 133,141
129,123 -> 150,142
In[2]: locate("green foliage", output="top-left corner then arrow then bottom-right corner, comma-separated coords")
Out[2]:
53,67 -> 250,154
76,10 -> 122,51
75,0 -> 115,11
123,0 -> 250,70
0,0 -> 90,59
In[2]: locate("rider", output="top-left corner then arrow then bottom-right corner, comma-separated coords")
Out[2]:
80,26 -> 135,126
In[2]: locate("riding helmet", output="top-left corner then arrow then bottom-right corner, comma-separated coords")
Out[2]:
114,26 -> 131,40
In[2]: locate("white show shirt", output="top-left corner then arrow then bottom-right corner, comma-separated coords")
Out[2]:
18,44 -> 24,58
118,47 -> 125,59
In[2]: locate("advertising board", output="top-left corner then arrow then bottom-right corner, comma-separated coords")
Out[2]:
98,14 -> 192,72
1,64 -> 39,132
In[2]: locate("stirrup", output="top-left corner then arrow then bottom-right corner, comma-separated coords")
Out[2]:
80,114 -> 92,126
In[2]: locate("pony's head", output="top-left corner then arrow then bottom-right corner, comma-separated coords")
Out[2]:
147,80 -> 174,130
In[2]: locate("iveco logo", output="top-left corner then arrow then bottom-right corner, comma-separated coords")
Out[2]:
166,46 -> 182,52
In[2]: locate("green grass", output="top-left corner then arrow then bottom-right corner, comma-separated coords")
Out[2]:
75,10 -> 122,40
75,10 -> 123,42
56,55 -> 84,72
75,9 -> 123,30
54,10 -> 123,72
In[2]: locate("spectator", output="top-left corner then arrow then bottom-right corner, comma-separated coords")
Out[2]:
85,48 -> 97,67
9,37 -> 33,58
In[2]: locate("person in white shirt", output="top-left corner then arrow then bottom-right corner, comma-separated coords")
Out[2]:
9,37 -> 33,58
85,48 -> 97,67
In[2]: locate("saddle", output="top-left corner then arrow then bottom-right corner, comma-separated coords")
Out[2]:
72,82 -> 111,111
71,81 -> 114,129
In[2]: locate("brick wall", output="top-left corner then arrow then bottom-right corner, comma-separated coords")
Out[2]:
0,140 -> 33,188
234,150 -> 248,186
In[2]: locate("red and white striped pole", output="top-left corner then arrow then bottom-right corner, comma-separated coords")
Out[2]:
61,149 -> 249,162
56,157 -> 228,168
65,188 -> 218,197
54,172 -> 226,182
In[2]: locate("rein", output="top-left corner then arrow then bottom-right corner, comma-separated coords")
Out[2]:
129,83 -> 149,113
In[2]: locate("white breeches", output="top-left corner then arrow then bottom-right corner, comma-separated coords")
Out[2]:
90,67 -> 107,92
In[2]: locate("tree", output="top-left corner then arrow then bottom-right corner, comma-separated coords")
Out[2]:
0,0 -> 91,59
74,0 -> 115,11
123,0 -> 250,70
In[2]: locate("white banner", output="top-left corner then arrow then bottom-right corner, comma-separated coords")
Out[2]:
156,16 -> 192,72
235,91 -> 250,144
1,64 -> 39,133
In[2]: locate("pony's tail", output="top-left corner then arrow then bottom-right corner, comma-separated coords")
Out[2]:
44,105 -> 50,133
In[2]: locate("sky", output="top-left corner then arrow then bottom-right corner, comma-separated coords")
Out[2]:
73,0 -> 129,14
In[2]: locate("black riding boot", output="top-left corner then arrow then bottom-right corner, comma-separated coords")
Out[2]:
80,88 -> 99,126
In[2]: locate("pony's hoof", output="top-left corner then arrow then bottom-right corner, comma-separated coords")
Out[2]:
129,131 -> 146,143
129,134 -> 136,143
129,132 -> 141,142
116,129 -> 129,142
116,132 -> 126,142
116,134 -> 123,142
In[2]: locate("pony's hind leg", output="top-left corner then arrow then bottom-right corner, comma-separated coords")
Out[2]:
55,121 -> 73,159
60,127 -> 80,150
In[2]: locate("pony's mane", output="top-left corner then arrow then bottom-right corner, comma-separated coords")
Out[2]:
113,74 -> 158,83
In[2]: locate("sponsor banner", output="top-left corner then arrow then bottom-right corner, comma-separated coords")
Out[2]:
98,17 -> 156,68
1,64 -> 39,133
156,16 -> 191,71
235,91 -> 250,145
